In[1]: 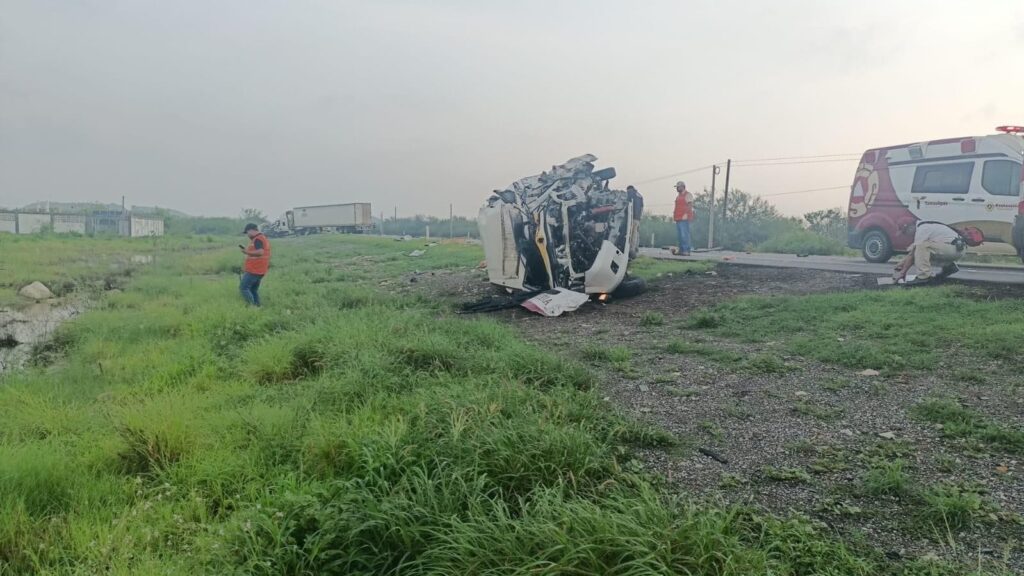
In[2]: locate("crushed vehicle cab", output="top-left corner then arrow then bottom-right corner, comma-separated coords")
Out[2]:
478,155 -> 644,296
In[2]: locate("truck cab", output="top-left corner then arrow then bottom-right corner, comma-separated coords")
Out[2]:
265,211 -> 294,237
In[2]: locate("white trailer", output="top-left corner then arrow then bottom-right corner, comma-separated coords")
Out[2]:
269,203 -> 373,236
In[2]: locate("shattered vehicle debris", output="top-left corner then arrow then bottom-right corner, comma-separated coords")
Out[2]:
478,155 -> 644,298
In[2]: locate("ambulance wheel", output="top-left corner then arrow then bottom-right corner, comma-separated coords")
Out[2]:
862,230 -> 893,263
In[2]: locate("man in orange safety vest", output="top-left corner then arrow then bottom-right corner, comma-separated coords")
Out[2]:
673,181 -> 695,256
239,223 -> 271,306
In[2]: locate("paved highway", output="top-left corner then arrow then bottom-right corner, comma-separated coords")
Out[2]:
638,248 -> 1024,285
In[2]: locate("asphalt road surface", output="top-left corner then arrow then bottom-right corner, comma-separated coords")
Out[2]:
638,248 -> 1024,285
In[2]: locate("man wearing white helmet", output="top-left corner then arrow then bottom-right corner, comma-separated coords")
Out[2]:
672,181 -> 695,256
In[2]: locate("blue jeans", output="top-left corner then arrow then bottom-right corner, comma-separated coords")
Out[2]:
239,272 -> 264,306
675,220 -> 691,254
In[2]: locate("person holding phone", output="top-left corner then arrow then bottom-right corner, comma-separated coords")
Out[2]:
239,223 -> 271,306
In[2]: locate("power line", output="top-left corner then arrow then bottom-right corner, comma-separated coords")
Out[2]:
646,184 -> 848,206
733,158 -> 861,167
733,152 -> 861,163
632,163 -> 721,186
634,155 -> 860,186
758,185 -> 849,198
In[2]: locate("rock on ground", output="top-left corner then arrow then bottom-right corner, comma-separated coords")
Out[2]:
18,281 -> 54,300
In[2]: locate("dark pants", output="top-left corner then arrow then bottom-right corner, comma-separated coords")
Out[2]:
239,272 -> 264,306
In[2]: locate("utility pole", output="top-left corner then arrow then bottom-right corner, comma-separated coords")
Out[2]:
449,203 -> 454,239
379,211 -> 384,236
722,159 -> 732,223
707,165 -> 720,250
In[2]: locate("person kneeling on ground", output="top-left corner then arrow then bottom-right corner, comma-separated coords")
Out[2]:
239,223 -> 271,306
892,221 -> 984,285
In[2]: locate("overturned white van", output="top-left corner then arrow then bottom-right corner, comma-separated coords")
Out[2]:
478,155 -> 643,296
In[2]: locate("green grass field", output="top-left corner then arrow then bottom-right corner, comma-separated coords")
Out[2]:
687,287 -> 1024,376
0,233 -> 219,307
0,235 -> 1011,574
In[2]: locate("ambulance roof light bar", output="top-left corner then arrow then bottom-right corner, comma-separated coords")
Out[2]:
995,125 -> 1024,134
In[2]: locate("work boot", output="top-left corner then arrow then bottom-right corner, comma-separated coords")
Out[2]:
936,263 -> 960,280
903,275 -> 935,287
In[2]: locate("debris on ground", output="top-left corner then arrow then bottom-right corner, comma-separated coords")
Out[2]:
478,154 -> 643,300
698,447 -> 729,464
459,290 -> 543,314
408,250 -> 425,257
18,281 -> 54,301
521,288 -> 591,317
858,369 -> 881,376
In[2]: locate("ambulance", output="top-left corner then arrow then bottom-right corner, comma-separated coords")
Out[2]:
848,126 -> 1024,262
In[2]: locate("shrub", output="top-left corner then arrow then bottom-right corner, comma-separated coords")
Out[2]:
758,229 -> 849,256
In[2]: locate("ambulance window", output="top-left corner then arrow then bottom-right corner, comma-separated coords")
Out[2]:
981,160 -> 1022,197
911,162 -> 974,194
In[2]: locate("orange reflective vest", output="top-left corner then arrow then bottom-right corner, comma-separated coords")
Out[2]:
244,233 -> 271,275
673,192 -> 694,221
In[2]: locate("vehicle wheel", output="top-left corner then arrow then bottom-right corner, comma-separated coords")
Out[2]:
861,229 -> 893,263
611,276 -> 647,299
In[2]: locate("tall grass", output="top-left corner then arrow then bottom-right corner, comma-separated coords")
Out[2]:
0,235 -> 916,574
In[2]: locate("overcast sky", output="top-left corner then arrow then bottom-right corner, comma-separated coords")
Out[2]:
2,1 -> 1022,219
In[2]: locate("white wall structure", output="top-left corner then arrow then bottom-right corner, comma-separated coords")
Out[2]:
130,217 -> 165,237
52,214 -> 88,234
0,213 -> 16,234
16,213 -> 51,234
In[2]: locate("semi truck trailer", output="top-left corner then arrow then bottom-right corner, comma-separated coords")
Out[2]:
266,203 -> 373,236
